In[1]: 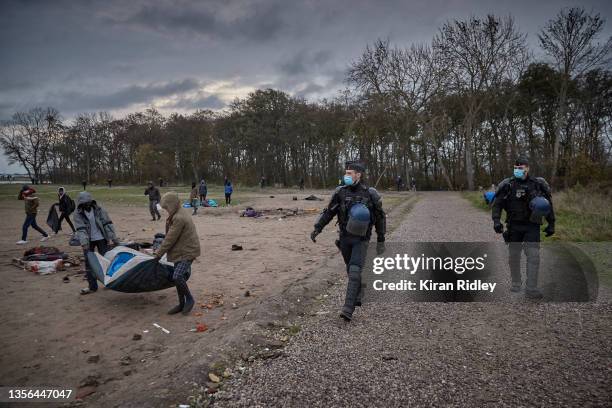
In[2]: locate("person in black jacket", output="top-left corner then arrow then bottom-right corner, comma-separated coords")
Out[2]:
310,161 -> 386,321
55,187 -> 76,233
144,181 -> 162,221
492,157 -> 555,298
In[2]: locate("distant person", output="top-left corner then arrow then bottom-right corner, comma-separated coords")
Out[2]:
82,180 -> 87,191
16,185 -> 49,245
107,178 -> 112,188
198,179 -> 207,205
159,177 -> 164,187
155,192 -> 201,315
190,182 -> 198,215
411,177 -> 416,192
224,179 -> 233,205
144,181 -> 161,221
260,175 -> 265,189
396,175 -> 403,192
74,191 -> 120,295
299,177 -> 305,190
55,187 -> 76,233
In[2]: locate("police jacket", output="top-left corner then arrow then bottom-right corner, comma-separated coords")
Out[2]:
314,182 -> 386,241
492,175 -> 555,225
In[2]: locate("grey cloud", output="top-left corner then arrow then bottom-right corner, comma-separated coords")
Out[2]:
170,94 -> 226,110
280,50 -> 333,75
108,0 -> 287,42
44,78 -> 202,112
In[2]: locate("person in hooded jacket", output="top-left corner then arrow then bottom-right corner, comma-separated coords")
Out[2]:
154,192 -> 201,315
74,191 -> 120,294
55,187 -> 76,233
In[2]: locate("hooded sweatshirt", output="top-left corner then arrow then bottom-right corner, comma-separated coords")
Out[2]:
73,191 -> 119,246
157,192 -> 201,262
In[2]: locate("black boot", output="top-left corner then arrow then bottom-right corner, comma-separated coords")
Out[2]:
176,281 -> 195,315
168,286 -> 185,315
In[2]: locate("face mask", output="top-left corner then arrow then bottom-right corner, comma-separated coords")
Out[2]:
513,169 -> 525,179
343,175 -> 354,186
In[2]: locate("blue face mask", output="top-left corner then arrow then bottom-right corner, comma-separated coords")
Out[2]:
343,175 -> 354,186
513,168 -> 525,179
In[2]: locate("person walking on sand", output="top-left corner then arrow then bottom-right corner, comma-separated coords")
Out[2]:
155,192 -> 201,315
144,181 -> 162,221
190,182 -> 198,215
55,187 -> 76,233
74,191 -> 120,295
198,179 -> 207,206
16,185 -> 50,245
224,178 -> 233,205
82,180 -> 87,191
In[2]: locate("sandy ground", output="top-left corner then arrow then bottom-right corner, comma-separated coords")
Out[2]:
0,188 -> 412,407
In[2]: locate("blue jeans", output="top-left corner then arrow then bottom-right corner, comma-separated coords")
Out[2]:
22,214 -> 48,241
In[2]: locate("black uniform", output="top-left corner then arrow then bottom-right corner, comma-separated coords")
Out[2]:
314,181 -> 386,318
492,175 -> 555,293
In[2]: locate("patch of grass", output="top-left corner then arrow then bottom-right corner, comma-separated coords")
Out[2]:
463,187 -> 612,242
0,183 -> 256,206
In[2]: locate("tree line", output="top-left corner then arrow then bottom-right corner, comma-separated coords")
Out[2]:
2,7 -> 611,190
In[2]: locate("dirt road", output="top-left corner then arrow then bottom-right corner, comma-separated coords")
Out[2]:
213,192 -> 611,407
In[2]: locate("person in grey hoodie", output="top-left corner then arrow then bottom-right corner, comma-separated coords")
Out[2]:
73,191 -> 120,294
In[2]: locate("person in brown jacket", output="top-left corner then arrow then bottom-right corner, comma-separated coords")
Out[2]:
155,192 -> 201,315
189,182 -> 198,215
17,185 -> 49,244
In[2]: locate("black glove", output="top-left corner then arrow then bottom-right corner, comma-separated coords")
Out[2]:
310,229 -> 320,243
376,241 -> 385,255
544,224 -> 555,237
493,221 -> 503,234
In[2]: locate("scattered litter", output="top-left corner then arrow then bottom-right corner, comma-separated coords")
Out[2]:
63,276 -> 70,283
196,323 -> 208,332
208,373 -> 221,383
241,207 -> 262,217
132,334 -> 142,341
25,259 -> 64,275
244,290 -> 251,297
269,195 -> 275,198
304,195 -> 323,201
231,244 -> 243,251
143,330 -> 149,333
87,355 -> 100,363
153,323 -> 170,334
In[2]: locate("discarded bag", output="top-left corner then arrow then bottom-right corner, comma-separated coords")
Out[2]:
304,195 -> 323,201
241,207 -> 261,217
46,205 -> 61,233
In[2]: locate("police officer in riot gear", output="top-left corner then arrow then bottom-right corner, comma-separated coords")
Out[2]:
492,157 -> 555,298
310,161 -> 386,321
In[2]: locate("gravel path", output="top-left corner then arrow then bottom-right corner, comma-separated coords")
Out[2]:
213,192 -> 611,407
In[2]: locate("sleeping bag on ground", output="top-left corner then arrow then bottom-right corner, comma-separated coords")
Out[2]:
86,246 -> 177,293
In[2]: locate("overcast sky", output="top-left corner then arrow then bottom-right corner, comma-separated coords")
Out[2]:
1,0 -> 611,172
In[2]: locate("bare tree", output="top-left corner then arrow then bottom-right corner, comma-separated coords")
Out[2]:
434,15 -> 530,190
539,7 -> 612,185
0,107 -> 60,183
